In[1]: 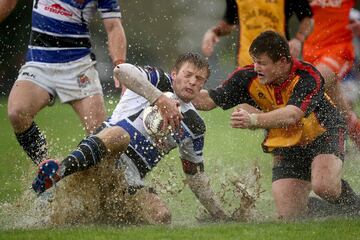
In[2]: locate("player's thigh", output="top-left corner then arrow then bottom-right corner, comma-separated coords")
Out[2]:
70,94 -> 106,133
272,178 -> 311,219
8,80 -> 51,130
311,154 -> 342,197
53,55 -> 106,132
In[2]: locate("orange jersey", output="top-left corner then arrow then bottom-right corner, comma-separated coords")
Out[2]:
306,0 -> 354,47
303,0 -> 355,77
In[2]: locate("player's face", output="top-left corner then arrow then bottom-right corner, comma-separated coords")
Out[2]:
171,62 -> 208,103
252,53 -> 288,85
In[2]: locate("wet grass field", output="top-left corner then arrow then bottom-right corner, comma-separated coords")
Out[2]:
1,97 -> 360,239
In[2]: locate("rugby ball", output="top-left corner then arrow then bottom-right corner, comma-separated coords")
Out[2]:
142,92 -> 178,137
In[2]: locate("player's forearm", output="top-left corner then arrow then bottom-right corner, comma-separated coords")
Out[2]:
0,0 -> 18,23
186,172 -> 228,220
113,63 -> 162,104
252,105 -> 304,129
238,104 -> 262,114
294,17 -> 314,43
105,19 -> 127,65
192,90 -> 217,111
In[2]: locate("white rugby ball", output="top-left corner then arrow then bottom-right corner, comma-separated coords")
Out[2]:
142,92 -> 178,136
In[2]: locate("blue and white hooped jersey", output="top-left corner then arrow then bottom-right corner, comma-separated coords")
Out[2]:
108,66 -> 206,178
26,0 -> 121,63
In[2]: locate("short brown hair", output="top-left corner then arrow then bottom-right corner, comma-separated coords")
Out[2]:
172,52 -> 211,79
249,31 -> 291,63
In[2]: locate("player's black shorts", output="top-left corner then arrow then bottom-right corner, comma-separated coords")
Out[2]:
272,128 -> 346,182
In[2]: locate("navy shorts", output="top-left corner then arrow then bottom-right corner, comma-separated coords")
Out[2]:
272,128 -> 346,182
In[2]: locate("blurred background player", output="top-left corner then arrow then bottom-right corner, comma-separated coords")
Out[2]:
6,0 -> 127,166
201,0 -> 313,67
193,31 -> 360,219
342,8 -> 360,109
32,53 -> 228,224
302,0 -> 360,149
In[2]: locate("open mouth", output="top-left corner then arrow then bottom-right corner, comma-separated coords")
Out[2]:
257,73 -> 264,77
185,88 -> 193,94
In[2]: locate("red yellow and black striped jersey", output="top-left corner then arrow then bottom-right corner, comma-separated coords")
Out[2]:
209,59 -> 345,151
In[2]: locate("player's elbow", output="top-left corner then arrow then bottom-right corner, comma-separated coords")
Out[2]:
113,63 -> 135,84
284,106 -> 303,126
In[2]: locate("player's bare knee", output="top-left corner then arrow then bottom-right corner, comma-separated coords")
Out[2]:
96,126 -> 130,155
312,181 -> 339,200
7,104 -> 33,130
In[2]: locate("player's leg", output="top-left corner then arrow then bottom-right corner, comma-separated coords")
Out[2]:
114,155 -> 171,224
182,160 -> 228,221
309,128 -> 360,216
55,56 -> 106,134
272,178 -> 311,219
70,94 -> 106,134
311,154 -> 342,201
32,125 -> 130,194
7,80 -> 52,165
271,152 -> 312,219
312,154 -> 359,209
132,187 -> 172,225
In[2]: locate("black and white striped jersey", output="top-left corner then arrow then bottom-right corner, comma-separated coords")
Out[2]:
108,65 -> 206,178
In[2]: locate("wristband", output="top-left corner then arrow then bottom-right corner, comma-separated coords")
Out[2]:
249,113 -> 258,127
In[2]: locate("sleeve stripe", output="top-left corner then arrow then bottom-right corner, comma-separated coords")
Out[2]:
299,63 -> 322,112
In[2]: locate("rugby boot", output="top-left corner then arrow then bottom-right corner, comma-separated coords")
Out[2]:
32,159 -> 61,194
307,197 -> 339,218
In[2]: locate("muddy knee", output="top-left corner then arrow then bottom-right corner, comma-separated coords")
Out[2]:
96,126 -> 130,155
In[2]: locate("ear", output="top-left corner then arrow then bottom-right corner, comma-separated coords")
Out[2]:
171,70 -> 177,79
280,56 -> 288,64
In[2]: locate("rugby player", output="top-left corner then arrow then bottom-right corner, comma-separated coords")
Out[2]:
194,31 -> 360,219
32,52 -> 228,224
201,0 -> 313,66
303,0 -> 360,149
6,0 -> 126,165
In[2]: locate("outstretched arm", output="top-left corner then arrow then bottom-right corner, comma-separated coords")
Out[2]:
182,159 -> 229,221
231,105 -> 304,129
0,0 -> 18,23
192,89 -> 217,111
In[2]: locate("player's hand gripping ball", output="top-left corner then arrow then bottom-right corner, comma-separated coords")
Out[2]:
143,92 -> 180,137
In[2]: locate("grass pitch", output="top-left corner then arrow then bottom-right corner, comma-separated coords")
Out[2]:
1,97 -> 360,239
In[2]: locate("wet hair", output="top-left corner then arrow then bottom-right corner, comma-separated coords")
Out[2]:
249,30 -> 291,63
172,52 -> 211,79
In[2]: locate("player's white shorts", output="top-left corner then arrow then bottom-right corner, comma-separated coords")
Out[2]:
117,154 -> 145,189
16,55 -> 103,103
